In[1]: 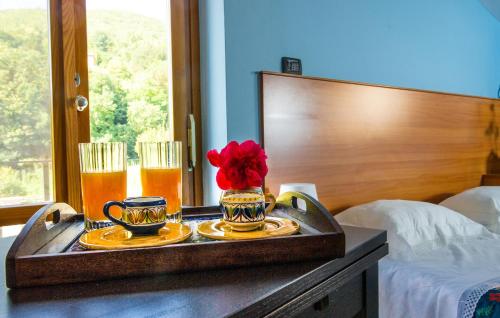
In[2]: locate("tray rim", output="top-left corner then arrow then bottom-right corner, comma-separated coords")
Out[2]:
12,206 -> 338,257
6,233 -> 345,288
15,231 -> 340,259
6,192 -> 345,288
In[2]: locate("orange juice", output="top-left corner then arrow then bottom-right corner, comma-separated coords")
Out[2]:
140,167 -> 182,214
81,171 -> 127,221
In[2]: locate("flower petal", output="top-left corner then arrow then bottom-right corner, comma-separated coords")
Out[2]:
207,149 -> 222,167
245,168 -> 263,187
208,140 -> 268,190
216,169 -> 231,190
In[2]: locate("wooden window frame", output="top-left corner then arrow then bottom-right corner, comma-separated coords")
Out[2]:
0,0 -> 202,226
171,0 -> 203,206
0,0 -> 71,225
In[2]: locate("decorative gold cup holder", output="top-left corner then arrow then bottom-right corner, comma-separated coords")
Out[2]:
197,216 -> 300,241
79,223 -> 192,250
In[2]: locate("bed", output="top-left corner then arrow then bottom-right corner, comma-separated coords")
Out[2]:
335,199 -> 500,318
260,72 -> 500,318
379,237 -> 500,318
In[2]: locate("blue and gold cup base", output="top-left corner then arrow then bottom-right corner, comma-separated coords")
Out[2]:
103,196 -> 167,235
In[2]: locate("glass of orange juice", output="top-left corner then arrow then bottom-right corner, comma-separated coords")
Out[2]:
138,141 -> 182,223
79,142 -> 127,231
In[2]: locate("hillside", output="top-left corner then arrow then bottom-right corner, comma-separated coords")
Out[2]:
0,9 -> 170,202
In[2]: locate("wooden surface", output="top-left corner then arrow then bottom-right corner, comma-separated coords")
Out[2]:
61,0 -> 84,212
0,205 -> 46,227
73,0 -> 90,143
171,0 -> 204,206
261,72 -> 500,213
188,0 -> 204,206
481,174 -> 500,186
0,0 -> 72,226
0,225 -> 386,318
50,0 -> 70,207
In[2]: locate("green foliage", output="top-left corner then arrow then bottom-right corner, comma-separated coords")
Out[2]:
0,167 -> 27,196
0,9 -> 170,162
0,9 -> 170,200
0,165 -> 49,204
87,11 -> 170,159
0,10 -> 52,164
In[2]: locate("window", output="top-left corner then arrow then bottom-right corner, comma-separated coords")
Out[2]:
0,0 -> 53,223
0,0 -> 202,225
85,0 -> 173,196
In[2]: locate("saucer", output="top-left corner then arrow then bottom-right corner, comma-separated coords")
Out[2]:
197,217 -> 300,240
79,223 -> 192,250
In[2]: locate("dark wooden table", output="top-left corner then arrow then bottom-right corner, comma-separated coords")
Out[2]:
0,226 -> 387,318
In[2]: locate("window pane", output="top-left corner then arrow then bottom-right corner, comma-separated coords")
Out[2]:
86,0 -> 172,196
0,1 -> 53,206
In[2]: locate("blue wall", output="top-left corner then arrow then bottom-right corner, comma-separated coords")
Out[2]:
200,0 -> 500,203
481,0 -> 500,21
223,0 -> 500,142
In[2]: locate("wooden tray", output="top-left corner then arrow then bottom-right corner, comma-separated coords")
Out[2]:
6,192 -> 345,288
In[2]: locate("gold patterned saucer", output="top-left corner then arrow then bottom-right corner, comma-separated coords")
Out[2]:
197,217 -> 299,240
79,223 -> 192,250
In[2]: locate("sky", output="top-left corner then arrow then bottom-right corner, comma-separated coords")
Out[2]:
0,0 -> 46,10
86,0 -> 168,21
0,0 -> 168,21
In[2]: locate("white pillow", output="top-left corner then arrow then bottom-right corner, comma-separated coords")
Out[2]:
440,186 -> 500,233
336,200 -> 490,255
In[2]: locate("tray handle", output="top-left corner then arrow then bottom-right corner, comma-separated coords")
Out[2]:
7,203 -> 79,257
276,191 -> 344,234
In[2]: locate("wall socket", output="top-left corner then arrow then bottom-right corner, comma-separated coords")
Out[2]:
281,57 -> 302,75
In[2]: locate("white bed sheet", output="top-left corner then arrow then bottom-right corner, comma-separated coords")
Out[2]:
380,234 -> 500,318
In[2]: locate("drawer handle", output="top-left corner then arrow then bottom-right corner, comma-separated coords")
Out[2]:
313,295 -> 330,311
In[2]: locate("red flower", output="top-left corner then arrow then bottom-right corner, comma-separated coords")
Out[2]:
207,140 -> 268,190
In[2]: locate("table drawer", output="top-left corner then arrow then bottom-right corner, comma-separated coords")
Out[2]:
295,273 -> 363,318
264,245 -> 386,318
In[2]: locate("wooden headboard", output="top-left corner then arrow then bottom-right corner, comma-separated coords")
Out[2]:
260,72 -> 500,213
